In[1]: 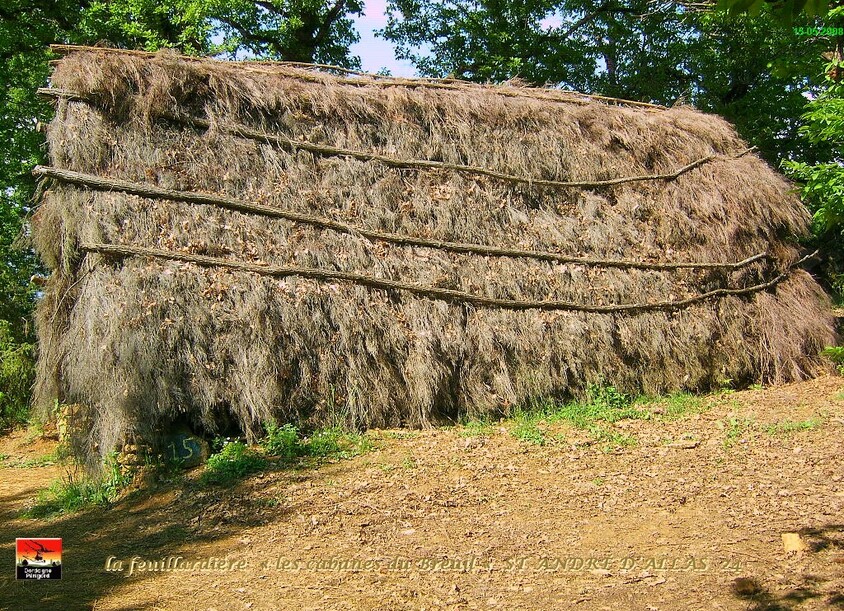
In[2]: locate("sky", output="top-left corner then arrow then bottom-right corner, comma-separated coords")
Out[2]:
349,0 -> 417,77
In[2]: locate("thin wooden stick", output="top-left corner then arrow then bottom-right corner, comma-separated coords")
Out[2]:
185,115 -> 752,190
34,165 -> 769,272
36,89 -> 751,191
47,44 -> 667,110
80,242 -> 807,313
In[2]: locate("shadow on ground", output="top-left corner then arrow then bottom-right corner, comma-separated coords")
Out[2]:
730,524 -> 844,610
0,459 -> 351,610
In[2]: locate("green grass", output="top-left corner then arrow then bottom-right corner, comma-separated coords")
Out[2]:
723,417 -> 756,449
200,441 -> 268,485
550,384 -> 650,427
200,423 -> 372,486
510,416 -> 547,445
23,453 -> 132,518
459,419 -> 494,438
720,416 -> 822,447
381,430 -> 421,440
262,423 -> 371,462
587,425 -> 638,452
502,383 -> 738,452
255,496 -> 283,508
17,450 -> 60,468
549,401 -> 649,428
763,418 -> 822,436
504,384 -> 650,451
641,392 -> 708,420
305,428 -> 372,459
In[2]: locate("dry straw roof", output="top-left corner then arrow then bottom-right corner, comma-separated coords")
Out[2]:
33,46 -> 836,466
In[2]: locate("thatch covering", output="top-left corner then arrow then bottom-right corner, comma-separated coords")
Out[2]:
32,46 -> 836,466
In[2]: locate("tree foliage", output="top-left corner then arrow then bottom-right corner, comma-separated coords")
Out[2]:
71,0 -> 365,63
716,0 -> 836,24
74,0 -> 213,53
206,0 -> 363,64
0,320 -> 34,430
686,9 -> 829,165
783,67 -> 844,293
0,4 -> 60,343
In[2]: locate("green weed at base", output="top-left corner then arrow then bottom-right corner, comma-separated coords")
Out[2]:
262,423 -> 300,459
200,441 -> 268,486
587,425 -> 637,453
381,430 -> 421,440
550,402 -> 649,428
510,418 -> 546,445
764,418 -> 822,436
459,419 -> 494,438
550,384 -> 650,428
822,346 -> 844,375
22,452 -> 133,519
634,392 -> 710,420
723,417 -> 756,449
262,423 -> 372,462
200,424 -> 372,487
23,480 -> 100,518
505,384 -> 651,449
306,427 -> 372,459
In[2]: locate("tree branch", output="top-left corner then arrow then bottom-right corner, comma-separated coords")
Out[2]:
314,0 -> 348,47
253,0 -> 286,15
80,242 -> 803,314
35,164 -> 768,272
215,14 -> 285,56
558,2 -> 639,40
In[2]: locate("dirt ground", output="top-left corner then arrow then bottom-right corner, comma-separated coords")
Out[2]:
1,376 -> 843,611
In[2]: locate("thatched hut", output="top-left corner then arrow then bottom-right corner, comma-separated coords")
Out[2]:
32,46 -> 836,466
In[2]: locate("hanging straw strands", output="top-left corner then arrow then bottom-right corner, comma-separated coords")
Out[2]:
34,165 -> 768,272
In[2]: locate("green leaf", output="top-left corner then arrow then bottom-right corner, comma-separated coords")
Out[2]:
806,0 -> 829,16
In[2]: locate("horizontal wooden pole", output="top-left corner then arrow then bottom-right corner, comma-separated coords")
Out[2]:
47,44 -> 667,110
80,242 -> 802,313
36,88 -> 750,191
35,165 -> 768,272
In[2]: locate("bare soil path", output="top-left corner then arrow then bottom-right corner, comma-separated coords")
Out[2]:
1,376 -> 843,610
